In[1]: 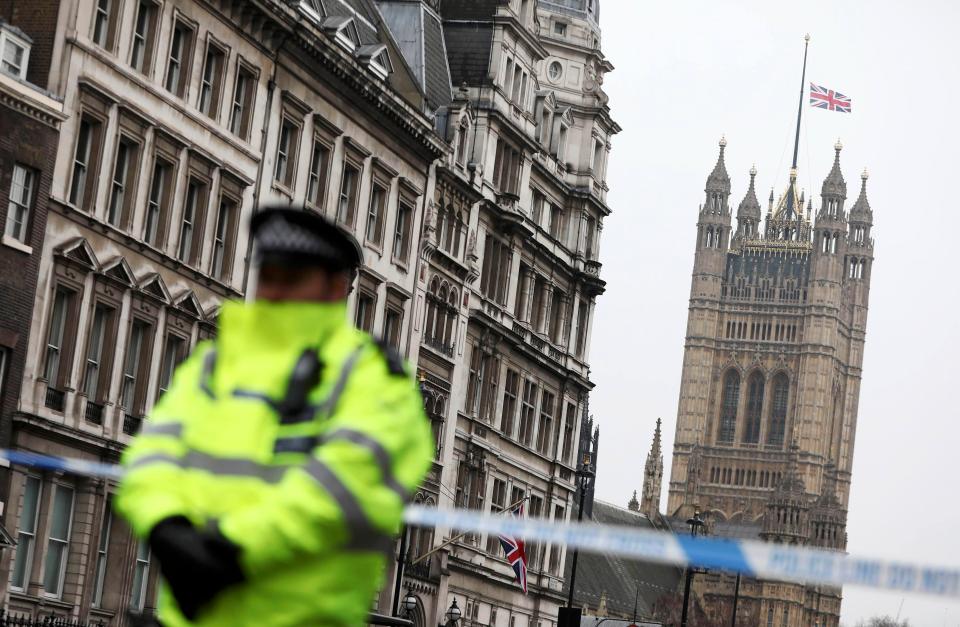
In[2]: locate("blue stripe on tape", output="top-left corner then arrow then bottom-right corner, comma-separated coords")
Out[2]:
677,534 -> 755,576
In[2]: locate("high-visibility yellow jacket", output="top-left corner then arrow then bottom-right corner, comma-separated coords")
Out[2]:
115,300 -> 434,627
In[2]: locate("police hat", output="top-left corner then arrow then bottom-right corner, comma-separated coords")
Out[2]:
250,205 -> 362,272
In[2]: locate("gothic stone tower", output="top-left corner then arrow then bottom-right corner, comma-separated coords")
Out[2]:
666,138 -> 874,626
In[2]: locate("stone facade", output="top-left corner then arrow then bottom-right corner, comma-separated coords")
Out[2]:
0,1 -> 616,626
658,138 -> 874,627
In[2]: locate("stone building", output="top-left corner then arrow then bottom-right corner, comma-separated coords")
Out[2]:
0,0 -> 616,624
0,0 -> 443,623
383,1 -> 618,626
641,137 -> 874,626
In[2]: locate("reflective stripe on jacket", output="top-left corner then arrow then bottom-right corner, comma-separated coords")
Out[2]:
114,300 -> 434,627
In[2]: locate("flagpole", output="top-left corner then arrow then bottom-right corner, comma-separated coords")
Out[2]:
791,34 -> 810,171
408,496 -> 530,566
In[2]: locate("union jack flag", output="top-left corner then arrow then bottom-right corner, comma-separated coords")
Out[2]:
810,83 -> 851,112
498,503 -> 528,594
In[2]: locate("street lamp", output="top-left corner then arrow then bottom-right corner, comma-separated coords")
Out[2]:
402,589 -> 418,617
561,452 -> 595,626
679,510 -> 705,627
445,599 -> 461,626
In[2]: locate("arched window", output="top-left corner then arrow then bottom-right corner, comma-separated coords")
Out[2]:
443,288 -> 458,345
705,227 -> 714,248
742,371 -> 764,444
718,370 -> 740,443
456,117 -> 470,166
424,278 -> 440,342
767,373 -> 788,446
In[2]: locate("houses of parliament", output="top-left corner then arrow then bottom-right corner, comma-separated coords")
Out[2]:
639,137 -> 875,626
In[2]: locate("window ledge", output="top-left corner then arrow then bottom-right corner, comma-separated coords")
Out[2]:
2,235 -> 33,255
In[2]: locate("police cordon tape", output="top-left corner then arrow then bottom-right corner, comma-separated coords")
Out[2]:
3,448 -> 958,600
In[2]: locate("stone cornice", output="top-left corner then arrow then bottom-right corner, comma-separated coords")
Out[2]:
0,74 -> 65,128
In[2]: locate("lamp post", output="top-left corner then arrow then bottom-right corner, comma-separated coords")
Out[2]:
560,453 -> 594,627
679,510 -> 705,627
444,598 -> 461,627
401,588 -> 418,618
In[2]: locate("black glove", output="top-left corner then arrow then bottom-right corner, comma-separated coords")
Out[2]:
148,516 -> 245,620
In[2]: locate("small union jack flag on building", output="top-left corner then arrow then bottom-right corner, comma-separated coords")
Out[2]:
498,503 -> 528,594
810,83 -> 852,112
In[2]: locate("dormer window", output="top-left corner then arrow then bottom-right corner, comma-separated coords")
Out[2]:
357,44 -> 391,80
322,17 -> 361,53
301,0 -> 326,20
0,25 -> 31,80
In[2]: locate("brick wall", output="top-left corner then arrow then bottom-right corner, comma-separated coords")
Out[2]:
0,0 -> 63,90
0,100 -> 60,498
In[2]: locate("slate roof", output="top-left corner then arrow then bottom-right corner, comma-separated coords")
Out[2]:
564,501 -> 683,620
438,0 -> 498,86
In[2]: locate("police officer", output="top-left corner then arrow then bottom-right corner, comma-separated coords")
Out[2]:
115,205 -> 434,627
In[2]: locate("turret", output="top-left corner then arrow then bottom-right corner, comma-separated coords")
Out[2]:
734,165 -> 762,241
640,418 -> 664,519
844,169 -> 874,283
814,140 -> 848,256
696,136 -> 732,252
809,463 -> 847,551
761,444 -> 810,545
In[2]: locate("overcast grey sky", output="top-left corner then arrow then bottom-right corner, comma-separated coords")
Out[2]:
589,1 -> 960,624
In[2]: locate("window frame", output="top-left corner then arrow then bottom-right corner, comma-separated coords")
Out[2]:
5,163 -> 36,244
392,197 -> 414,268
142,140 -> 178,248
69,112 -> 106,212
41,483 -> 75,598
130,541 -> 151,610
0,28 -> 31,79
197,36 -> 228,120
229,60 -> 258,141
164,15 -> 197,98
129,0 -> 160,75
91,0 -> 122,52
274,114 -> 303,191
106,132 -> 142,230
536,389 -> 555,456
120,314 -> 156,426
91,500 -> 112,608
43,282 -> 81,397
10,475 -> 42,591
80,295 -> 119,408
209,175 -> 243,282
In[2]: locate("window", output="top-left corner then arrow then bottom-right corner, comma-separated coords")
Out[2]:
44,287 -> 76,391
130,1 -> 158,74
767,373 -> 789,446
5,164 -> 34,243
130,541 -> 151,610
480,235 -> 511,306
229,64 -> 257,140
383,307 -> 403,349
519,380 -> 538,446
107,137 -> 140,228
584,215 -> 597,259
82,303 -> 115,403
718,370 -> 740,444
781,608 -> 789,627
42,484 -> 75,597
306,139 -> 331,208
177,178 -> 207,265
336,162 -> 360,225
11,476 -> 41,590
365,183 -> 387,246
767,608 -> 774,627
198,42 -> 226,119
438,205 -> 465,257
743,371 -> 765,444
210,195 -> 237,280
1,32 -> 29,79
455,118 -> 470,166
527,495 -> 543,568
121,319 -> 153,421
165,19 -> 195,97
355,291 -> 376,332
92,503 -> 112,607
536,390 -> 555,456
486,478 -> 507,553
548,60 -> 563,81
492,139 -> 521,194
548,504 -> 565,573
392,200 -> 413,264
465,345 -> 499,422
143,157 -> 173,247
274,117 -> 301,189
157,334 -> 187,398
574,298 -> 590,357
549,203 -> 565,241
69,117 -> 103,210
548,288 -> 565,344
91,0 -> 120,50
500,369 -> 519,437
562,402 -> 576,464
553,22 -> 567,36
592,139 -> 605,176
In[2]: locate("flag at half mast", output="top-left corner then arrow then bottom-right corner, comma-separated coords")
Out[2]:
498,502 -> 528,594
810,83 -> 852,112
